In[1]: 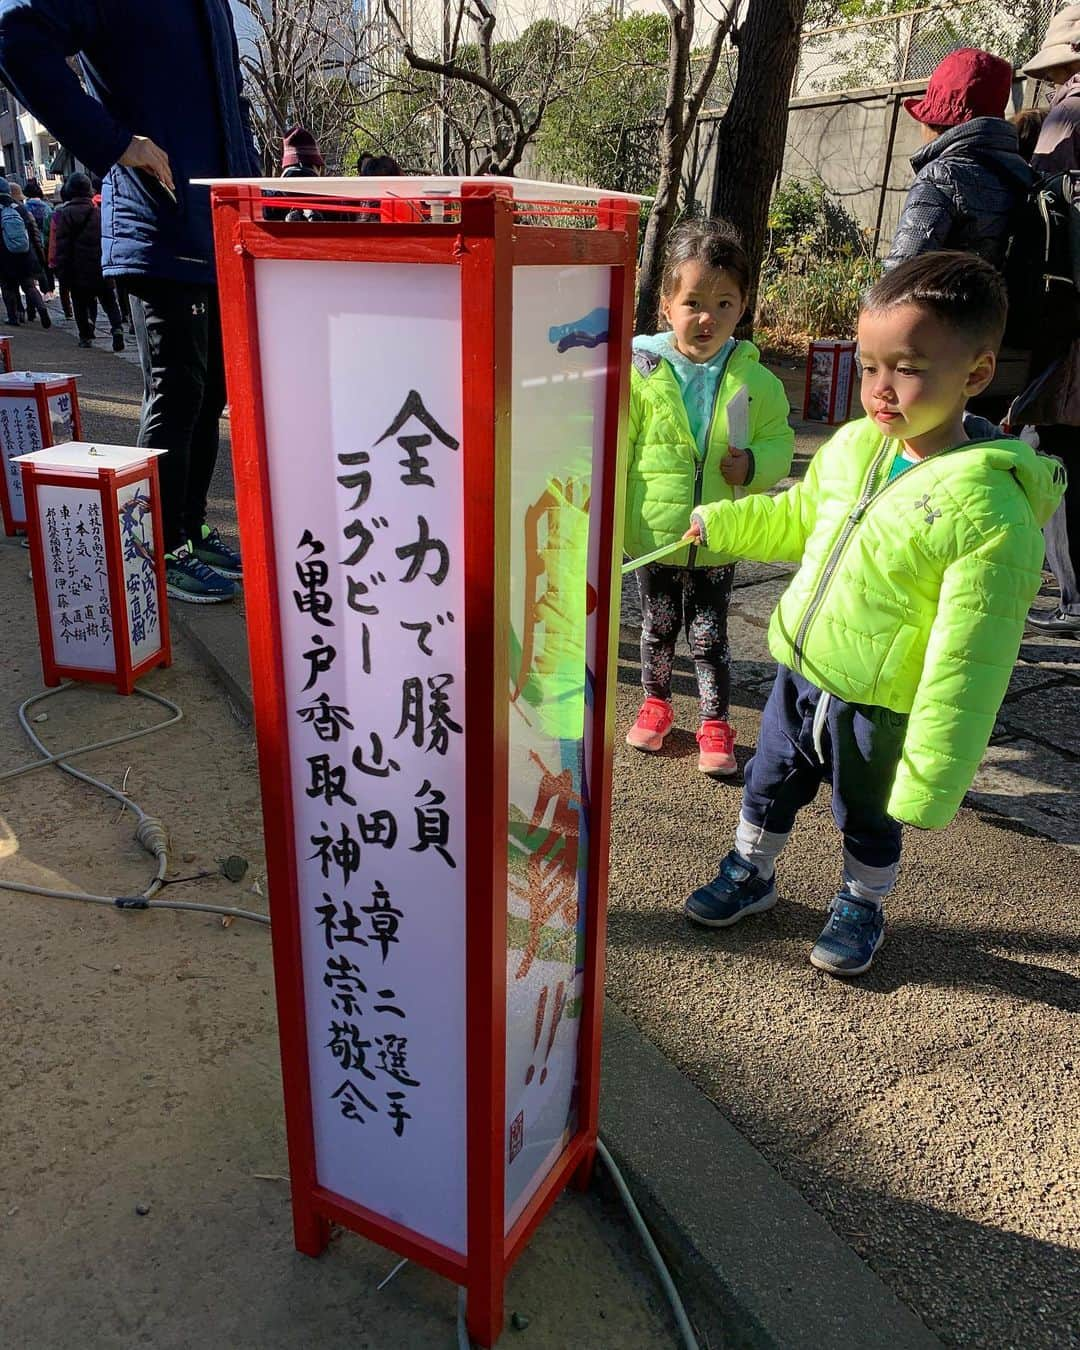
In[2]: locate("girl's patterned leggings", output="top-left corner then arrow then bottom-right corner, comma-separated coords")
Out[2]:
636,562 -> 736,722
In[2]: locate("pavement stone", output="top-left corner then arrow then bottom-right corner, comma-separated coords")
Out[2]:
969,737 -> 1080,849
997,680 -> 1080,756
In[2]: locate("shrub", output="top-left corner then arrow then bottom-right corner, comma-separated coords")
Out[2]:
757,178 -> 881,345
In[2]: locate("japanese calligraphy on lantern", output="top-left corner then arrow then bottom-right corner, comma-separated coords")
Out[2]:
0,394 -> 42,524
504,266 -> 611,1229
48,390 -> 75,444
35,484 -> 114,670
0,372 -> 79,533
117,478 -> 162,666
254,260 -> 467,1253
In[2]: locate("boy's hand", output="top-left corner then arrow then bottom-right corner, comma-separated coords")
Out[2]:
721,446 -> 750,486
681,519 -> 702,542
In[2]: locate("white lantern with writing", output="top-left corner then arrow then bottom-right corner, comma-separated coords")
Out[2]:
208,175 -> 641,1347
0,370 -> 81,535
16,442 -> 171,694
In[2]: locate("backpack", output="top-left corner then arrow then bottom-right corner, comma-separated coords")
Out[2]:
999,170 -> 1080,349
0,202 -> 29,254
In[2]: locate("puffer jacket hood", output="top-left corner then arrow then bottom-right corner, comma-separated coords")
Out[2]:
886,117 -> 1033,271
978,435 -> 1066,527
624,338 -> 794,567
632,329 -> 742,365
692,418 -> 1066,829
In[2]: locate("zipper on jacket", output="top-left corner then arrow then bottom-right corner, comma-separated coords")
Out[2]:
790,439 -> 892,671
790,438 -> 977,672
688,363 -> 735,568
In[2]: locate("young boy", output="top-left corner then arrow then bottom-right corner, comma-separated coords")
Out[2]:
680,251 -> 1065,977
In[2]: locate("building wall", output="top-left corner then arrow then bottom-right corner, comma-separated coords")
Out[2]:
0,85 -> 26,180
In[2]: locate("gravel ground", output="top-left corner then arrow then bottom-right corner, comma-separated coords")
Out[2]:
607,605 -> 1080,1349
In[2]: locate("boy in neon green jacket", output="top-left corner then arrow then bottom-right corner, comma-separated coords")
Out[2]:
681,251 -> 1066,976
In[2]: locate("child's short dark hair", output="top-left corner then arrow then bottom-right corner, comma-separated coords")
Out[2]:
660,218 -> 751,308
862,251 -> 1007,352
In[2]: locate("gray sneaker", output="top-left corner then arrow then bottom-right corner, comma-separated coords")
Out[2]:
685,850 -> 777,928
810,893 -> 884,977
165,543 -> 237,604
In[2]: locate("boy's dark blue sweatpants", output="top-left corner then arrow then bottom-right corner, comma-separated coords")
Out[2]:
742,666 -> 907,869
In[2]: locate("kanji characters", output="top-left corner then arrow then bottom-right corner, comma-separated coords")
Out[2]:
375,389 -> 459,487
396,516 -> 449,586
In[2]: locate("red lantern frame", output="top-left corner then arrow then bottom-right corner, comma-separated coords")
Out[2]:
20,455 -> 171,694
210,180 -> 638,1346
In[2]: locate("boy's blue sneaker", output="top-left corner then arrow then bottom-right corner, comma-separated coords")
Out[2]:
809,892 -> 884,977
685,850 -> 777,928
165,543 -> 237,604
191,525 -> 242,579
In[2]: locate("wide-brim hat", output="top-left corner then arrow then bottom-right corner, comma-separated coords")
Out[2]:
1023,5 -> 1080,76
904,47 -> 1014,127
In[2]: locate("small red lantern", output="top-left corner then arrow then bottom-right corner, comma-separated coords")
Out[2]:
803,339 -> 857,425
0,370 -> 81,535
0,336 -> 14,373
17,442 -> 171,695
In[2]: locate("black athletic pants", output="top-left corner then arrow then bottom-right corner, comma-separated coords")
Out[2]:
126,279 -> 227,553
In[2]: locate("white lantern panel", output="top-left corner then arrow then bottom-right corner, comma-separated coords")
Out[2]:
117,477 -> 163,666
0,396 -> 44,522
36,484 -> 114,671
254,259 -> 468,1254
47,390 -> 76,444
504,265 -> 611,1230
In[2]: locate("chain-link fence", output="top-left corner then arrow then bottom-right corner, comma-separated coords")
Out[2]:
794,0 -> 1060,98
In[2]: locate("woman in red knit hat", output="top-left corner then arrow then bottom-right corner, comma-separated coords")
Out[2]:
885,47 -> 1031,272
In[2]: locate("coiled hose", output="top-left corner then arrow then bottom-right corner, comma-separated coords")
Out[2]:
0,683 -> 267,925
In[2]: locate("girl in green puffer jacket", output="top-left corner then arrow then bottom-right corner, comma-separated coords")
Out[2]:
680,252 -> 1065,978
624,220 -> 794,776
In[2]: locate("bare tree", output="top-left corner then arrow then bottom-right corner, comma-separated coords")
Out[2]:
235,0 -> 384,172
380,0 -> 579,175
711,1 -> 807,328
635,0 -> 739,332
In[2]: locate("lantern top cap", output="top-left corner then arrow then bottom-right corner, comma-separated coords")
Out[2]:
196,175 -> 649,204
0,370 -> 79,387
13,441 -> 166,470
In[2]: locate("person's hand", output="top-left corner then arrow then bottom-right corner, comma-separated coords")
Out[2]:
721,446 -> 750,486
119,136 -> 175,193
681,518 -> 702,542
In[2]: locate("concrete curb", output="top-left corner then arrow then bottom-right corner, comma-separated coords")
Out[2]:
172,598 -> 942,1349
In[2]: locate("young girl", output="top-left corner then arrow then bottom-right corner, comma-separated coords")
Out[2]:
624,219 -> 794,775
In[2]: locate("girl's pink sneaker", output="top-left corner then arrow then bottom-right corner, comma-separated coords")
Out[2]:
626,697 -> 674,752
696,719 -> 737,776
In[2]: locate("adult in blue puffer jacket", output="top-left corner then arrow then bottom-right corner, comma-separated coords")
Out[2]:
0,0 -> 262,603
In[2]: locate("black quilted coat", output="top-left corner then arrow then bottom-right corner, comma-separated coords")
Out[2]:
885,117 -> 1032,272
